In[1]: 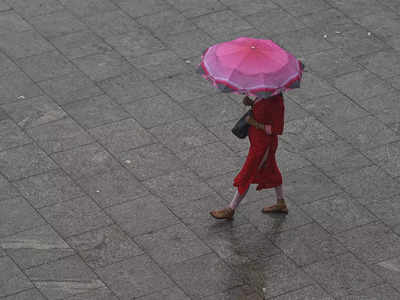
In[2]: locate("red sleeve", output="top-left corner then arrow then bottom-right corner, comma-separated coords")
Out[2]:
270,97 -> 285,135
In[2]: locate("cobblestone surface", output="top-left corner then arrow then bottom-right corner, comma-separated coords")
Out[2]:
0,0 -> 400,299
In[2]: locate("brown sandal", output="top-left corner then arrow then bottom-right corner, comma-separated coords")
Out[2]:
210,207 -> 235,220
262,204 -> 288,214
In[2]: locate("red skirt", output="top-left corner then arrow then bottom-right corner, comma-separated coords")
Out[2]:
233,126 -> 283,195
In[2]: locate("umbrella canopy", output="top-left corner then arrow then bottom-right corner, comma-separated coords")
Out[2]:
198,37 -> 304,98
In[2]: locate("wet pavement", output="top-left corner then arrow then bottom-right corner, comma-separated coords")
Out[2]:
1,0 -> 400,299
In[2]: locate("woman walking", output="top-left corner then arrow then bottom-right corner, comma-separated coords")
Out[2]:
197,37 -> 303,220
210,93 -> 287,220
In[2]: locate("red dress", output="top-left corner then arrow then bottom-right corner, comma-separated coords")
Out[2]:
233,93 -> 285,195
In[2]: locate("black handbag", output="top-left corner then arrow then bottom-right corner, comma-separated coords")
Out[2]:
232,109 -> 252,139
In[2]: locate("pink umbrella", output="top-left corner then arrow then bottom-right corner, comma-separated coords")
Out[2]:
198,37 -> 304,98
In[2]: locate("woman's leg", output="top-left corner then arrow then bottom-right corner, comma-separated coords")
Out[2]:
229,187 -> 249,210
274,185 -> 284,201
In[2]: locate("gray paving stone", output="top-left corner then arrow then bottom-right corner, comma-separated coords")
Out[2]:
124,94 -> 189,128
0,224 -> 74,269
82,10 -> 139,39
277,0 -> 330,16
106,195 -> 179,237
281,116 -> 337,152
17,51 -> 77,82
50,30 -> 112,59
3,288 -> 46,300
276,145 -> 312,174
117,0 -> 172,18
66,224 -> 143,269
335,221 -> 400,265
0,174 -> 20,202
137,9 -> 197,38
337,283 -> 400,300
0,30 -> 54,59
241,198 -> 312,234
2,95 -> 66,129
128,50 -> 192,81
0,0 -> 10,11
234,254 -> 312,298
165,0 -> 225,18
333,165 -> 399,202
50,143 -> 120,180
371,256 -> 400,291
298,93 -> 370,128
303,194 -> 376,234
205,223 -> 280,266
0,119 -> 31,151
26,117 -> 94,154
244,8 -> 305,35
327,0 -> 388,18
0,197 -> 45,238
119,143 -> 186,181
29,10 -> 87,38
96,254 -> 174,299
6,0 -> 63,18
62,287 -> 118,300
204,169 -> 245,203
0,12 -> 32,35
359,90 -> 400,128
63,94 -> 129,129
303,253 -> 383,297
271,223 -> 347,266
25,255 -> 104,300
165,253 -> 242,298
73,51 -> 134,81
287,72 -> 336,102
135,223 -> 211,266
208,120 -> 250,153
77,166 -> 149,208
303,48 -> 362,79
0,107 -> 8,121
282,97 -> 309,122
39,195 -> 112,237
219,0 -> 277,17
162,29 -> 216,58
0,71 -> 43,105
202,285 -> 261,300
155,72 -> 217,103
137,286 -> 190,300
0,256 -> 33,297
273,28 -> 333,57
356,50 -> 400,79
303,140 -> 371,177
271,284 -> 333,300
365,195 -> 400,230
334,70 -> 390,103
13,169 -> 84,208
193,10 -> 253,41
178,142 -> 241,178
184,94 -> 242,127
143,169 -> 214,206
0,143 -> 57,181
88,118 -> 153,154
332,115 -> 399,151
149,118 -> 218,153
364,141 -> 400,178
59,0 -> 118,17
169,193 -> 250,238
298,8 -> 355,36
0,52 -> 18,77
105,28 -> 165,58
38,71 -> 103,106
98,71 -> 162,104
326,25 -> 388,58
